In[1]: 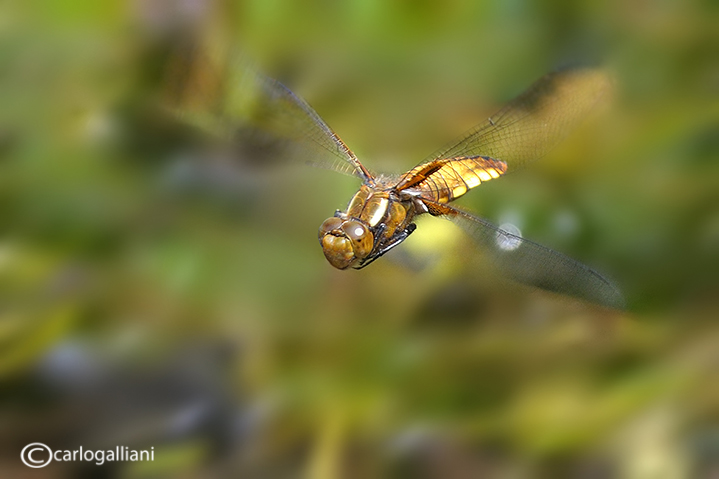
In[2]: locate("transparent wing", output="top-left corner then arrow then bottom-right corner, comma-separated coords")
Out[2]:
425,201 -> 623,309
164,46 -> 373,181
420,68 -> 612,173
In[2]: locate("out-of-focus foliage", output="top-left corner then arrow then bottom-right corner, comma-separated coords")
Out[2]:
0,0 -> 718,478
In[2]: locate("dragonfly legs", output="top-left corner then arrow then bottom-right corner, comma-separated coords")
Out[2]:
355,223 -> 417,269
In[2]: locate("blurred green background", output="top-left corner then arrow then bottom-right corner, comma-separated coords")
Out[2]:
1,0 -> 718,477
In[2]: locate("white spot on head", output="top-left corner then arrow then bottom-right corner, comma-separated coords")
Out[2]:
496,223 -> 522,251
354,227 -> 364,236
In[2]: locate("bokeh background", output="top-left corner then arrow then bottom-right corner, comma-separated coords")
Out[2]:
1,0 -> 718,477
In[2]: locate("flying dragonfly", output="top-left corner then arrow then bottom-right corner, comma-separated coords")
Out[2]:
167,56 -> 622,309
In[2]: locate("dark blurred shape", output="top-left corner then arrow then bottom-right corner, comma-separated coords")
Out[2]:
690,429 -> 719,479
1,341 -> 258,477
388,430 -> 508,479
0,127 -> 17,161
412,279 -> 489,329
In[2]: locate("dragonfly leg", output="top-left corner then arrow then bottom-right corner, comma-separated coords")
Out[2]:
354,223 -> 416,269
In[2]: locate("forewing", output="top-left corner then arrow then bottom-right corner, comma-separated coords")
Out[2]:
165,46 -> 372,181
395,156 -> 507,203
425,202 -> 623,309
421,68 -> 612,172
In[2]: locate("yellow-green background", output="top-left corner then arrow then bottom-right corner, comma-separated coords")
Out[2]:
1,0 -> 718,477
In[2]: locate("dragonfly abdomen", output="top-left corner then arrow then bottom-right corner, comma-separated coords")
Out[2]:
395,156 -> 507,203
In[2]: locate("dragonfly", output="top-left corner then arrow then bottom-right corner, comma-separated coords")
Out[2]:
167,56 -> 622,309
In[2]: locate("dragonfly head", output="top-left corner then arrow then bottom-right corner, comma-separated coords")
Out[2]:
318,217 -> 374,269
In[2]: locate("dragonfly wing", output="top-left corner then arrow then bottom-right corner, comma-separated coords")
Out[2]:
251,76 -> 375,182
424,201 -> 624,309
165,46 -> 373,181
419,68 -> 612,173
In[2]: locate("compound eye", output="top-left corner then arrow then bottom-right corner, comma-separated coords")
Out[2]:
319,217 -> 343,239
342,220 -> 373,259
320,234 -> 356,269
